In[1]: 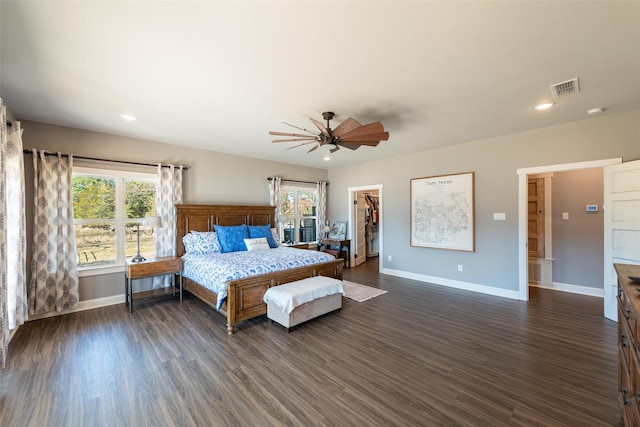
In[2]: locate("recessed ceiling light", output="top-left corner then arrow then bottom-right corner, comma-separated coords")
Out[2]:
120,114 -> 137,121
535,102 -> 555,111
587,107 -> 604,115
323,155 -> 331,161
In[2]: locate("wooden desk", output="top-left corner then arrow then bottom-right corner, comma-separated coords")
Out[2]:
125,256 -> 183,312
282,242 -> 313,250
321,238 -> 351,267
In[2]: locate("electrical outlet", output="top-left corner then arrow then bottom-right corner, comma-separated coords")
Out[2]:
458,264 -> 463,272
388,255 -> 392,261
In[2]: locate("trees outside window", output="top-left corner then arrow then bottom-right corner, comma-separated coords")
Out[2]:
279,186 -> 317,243
72,167 -> 156,269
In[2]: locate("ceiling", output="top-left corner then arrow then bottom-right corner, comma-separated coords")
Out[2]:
2,1 -> 640,169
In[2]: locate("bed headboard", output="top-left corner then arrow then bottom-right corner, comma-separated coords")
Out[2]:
175,204 -> 276,256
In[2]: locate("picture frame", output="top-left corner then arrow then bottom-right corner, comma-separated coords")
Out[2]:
328,221 -> 347,240
410,171 -> 475,251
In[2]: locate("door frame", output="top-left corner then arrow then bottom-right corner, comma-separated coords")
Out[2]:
347,184 -> 383,272
517,158 -> 622,301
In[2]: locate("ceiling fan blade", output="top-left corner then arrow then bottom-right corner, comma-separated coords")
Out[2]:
309,118 -> 330,137
272,137 -> 318,143
269,131 -> 316,137
340,140 -> 382,147
337,121 -> 386,140
286,141 -> 318,150
338,132 -> 389,142
332,117 -> 361,137
307,145 -> 320,153
330,145 -> 341,153
336,142 -> 362,150
281,122 -> 319,135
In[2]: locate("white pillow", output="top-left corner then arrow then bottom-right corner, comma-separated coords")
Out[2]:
244,237 -> 271,251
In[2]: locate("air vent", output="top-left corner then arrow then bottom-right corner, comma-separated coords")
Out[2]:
550,78 -> 580,98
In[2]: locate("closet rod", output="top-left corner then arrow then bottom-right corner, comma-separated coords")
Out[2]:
267,177 -> 329,185
23,149 -> 188,170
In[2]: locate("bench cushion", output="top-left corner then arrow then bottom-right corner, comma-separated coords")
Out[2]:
263,276 -> 345,314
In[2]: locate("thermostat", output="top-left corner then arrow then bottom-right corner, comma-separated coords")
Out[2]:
586,205 -> 598,212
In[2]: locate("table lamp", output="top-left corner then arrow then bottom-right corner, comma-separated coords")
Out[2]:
131,216 -> 162,263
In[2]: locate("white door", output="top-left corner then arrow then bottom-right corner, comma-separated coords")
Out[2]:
604,160 -> 640,321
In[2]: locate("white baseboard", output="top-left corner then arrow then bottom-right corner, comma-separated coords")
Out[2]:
530,281 -> 604,298
27,294 -> 126,322
381,268 -> 522,300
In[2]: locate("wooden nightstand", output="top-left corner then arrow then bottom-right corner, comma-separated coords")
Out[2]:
125,256 -> 183,312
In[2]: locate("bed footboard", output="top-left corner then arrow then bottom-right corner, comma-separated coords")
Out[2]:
225,258 -> 343,334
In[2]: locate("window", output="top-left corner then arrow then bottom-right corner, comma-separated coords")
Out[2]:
279,185 -> 317,244
72,167 -> 156,274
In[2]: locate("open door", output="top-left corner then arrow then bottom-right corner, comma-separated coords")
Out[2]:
353,191 -> 367,267
604,159 -> 640,321
347,184 -> 383,271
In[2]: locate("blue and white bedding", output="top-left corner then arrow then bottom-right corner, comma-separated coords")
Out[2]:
182,247 -> 336,310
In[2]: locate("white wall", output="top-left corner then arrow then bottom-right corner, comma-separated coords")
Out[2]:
328,109 -> 640,296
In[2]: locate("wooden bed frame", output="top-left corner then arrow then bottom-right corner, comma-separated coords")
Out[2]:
176,204 -> 344,334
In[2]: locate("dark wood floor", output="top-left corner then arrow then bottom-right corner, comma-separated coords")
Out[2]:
1,258 -> 621,426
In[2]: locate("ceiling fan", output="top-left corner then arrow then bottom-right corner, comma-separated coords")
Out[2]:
269,111 -> 389,153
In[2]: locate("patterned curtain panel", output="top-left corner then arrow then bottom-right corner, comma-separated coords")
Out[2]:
1,100 -> 28,369
153,164 -> 183,288
316,181 -> 327,241
269,176 -> 281,236
29,150 -> 79,316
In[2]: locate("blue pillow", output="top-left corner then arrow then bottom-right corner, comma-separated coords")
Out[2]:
248,224 -> 278,248
214,224 -> 249,253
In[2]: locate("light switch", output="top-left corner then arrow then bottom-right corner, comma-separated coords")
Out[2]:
493,213 -> 506,221
562,212 -> 569,220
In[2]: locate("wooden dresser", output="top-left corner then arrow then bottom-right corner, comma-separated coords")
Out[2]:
616,263 -> 640,426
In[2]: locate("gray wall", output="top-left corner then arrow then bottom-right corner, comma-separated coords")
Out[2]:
21,120 -> 328,302
328,109 -> 640,293
552,168 -> 604,288
18,109 -> 640,305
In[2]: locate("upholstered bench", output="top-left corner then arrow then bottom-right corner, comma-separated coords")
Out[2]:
263,276 -> 345,331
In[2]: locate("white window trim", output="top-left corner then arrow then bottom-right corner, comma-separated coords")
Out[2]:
73,166 -> 155,275
281,184 -> 318,244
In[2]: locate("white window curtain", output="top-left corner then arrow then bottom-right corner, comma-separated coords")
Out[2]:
29,149 -> 79,316
1,101 -> 28,369
153,164 -> 183,288
316,181 -> 328,241
269,176 -> 281,234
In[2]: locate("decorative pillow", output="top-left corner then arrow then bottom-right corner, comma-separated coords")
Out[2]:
214,224 -> 250,253
247,224 -> 278,248
271,227 -> 280,247
244,237 -> 270,251
182,231 -> 221,254
189,231 -> 222,254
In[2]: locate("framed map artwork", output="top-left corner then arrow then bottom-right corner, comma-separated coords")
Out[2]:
410,172 -> 475,251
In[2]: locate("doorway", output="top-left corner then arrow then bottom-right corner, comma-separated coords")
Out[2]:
347,184 -> 383,272
517,158 -> 622,312
527,174 -> 552,288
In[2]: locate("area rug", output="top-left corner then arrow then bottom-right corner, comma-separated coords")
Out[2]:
342,281 -> 388,302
